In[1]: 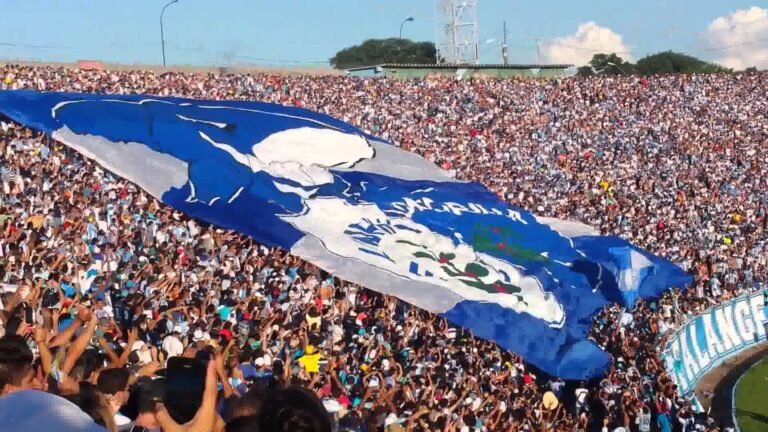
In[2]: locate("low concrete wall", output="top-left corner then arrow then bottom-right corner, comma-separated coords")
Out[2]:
0,59 -> 341,76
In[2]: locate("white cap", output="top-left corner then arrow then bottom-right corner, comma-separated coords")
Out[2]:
193,329 -> 204,341
323,398 -> 342,413
0,390 -> 107,432
173,325 -> 183,334
255,357 -> 265,367
384,413 -> 399,426
471,398 -> 482,411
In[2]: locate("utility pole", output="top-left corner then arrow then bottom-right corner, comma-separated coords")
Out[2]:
502,21 -> 509,65
399,16 -> 415,39
435,0 -> 479,64
160,0 -> 179,67
535,38 -> 542,64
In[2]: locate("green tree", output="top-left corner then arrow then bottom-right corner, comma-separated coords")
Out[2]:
588,53 -> 634,75
330,38 -> 437,69
635,51 -> 731,75
577,65 -> 595,77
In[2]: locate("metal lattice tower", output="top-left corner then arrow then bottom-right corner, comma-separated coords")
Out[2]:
434,0 -> 479,65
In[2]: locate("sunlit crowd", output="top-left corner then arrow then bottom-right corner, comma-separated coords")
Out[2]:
0,64 -> 764,432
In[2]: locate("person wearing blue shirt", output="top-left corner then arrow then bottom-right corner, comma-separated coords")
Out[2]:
657,412 -> 672,432
60,282 -> 76,298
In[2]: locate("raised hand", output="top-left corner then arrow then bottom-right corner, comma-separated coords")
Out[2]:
154,357 -> 221,432
76,305 -> 92,323
138,361 -> 162,377
33,325 -> 47,344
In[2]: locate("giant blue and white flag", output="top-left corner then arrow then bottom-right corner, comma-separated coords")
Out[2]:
0,90 -> 691,379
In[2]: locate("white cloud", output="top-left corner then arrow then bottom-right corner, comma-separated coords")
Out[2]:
704,7 -> 768,70
541,22 -> 632,66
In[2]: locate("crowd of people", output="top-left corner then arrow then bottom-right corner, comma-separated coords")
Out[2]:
0,64 -> 765,432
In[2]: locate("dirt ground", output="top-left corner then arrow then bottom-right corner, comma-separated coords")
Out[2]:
693,342 -> 768,427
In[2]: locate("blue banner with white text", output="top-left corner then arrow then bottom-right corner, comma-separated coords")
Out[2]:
663,291 -> 768,395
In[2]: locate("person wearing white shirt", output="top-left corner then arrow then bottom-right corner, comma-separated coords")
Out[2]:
575,385 -> 588,415
161,326 -> 184,362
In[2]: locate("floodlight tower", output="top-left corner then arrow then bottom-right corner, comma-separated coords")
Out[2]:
435,0 -> 479,65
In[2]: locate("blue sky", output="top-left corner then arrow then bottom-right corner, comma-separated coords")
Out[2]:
0,0 -> 764,67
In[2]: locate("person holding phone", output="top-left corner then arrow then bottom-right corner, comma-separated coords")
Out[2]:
154,356 -> 222,432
